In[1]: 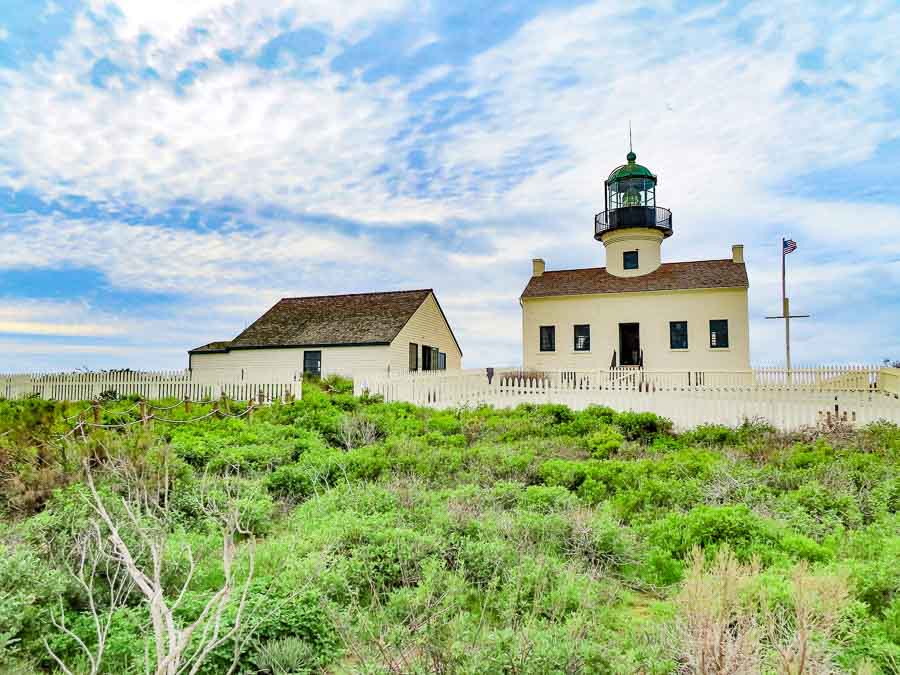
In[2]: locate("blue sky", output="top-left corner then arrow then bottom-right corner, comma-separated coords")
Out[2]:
0,0 -> 899,371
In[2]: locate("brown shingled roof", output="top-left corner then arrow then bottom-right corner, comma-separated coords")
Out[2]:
228,289 -> 434,349
521,259 -> 748,299
189,341 -> 231,354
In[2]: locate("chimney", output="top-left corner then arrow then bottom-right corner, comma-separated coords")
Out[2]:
731,244 -> 744,264
532,258 -> 545,277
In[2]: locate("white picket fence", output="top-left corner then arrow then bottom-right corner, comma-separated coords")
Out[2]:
0,370 -> 302,403
354,366 -> 900,431
366,365 -> 880,391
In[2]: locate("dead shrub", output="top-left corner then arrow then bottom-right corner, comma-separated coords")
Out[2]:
675,546 -> 762,674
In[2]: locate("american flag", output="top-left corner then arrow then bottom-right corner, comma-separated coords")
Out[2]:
783,238 -> 797,255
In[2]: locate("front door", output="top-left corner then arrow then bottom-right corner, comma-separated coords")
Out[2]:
619,323 -> 640,366
303,350 -> 322,378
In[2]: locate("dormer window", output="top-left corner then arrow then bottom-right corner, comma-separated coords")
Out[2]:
623,250 -> 639,270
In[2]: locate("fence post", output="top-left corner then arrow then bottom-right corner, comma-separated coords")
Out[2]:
92,400 -> 101,426
184,396 -> 191,414
139,400 -> 149,430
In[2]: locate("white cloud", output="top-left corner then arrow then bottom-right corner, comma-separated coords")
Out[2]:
42,1 -> 62,19
0,25 -> 9,41
1,0 -> 899,369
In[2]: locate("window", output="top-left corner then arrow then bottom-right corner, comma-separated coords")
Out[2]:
540,325 -> 556,352
438,352 -> 447,370
574,324 -> 591,352
670,321 -> 688,350
431,347 -> 439,370
623,250 -> 639,270
409,343 -> 418,371
709,320 -> 729,348
422,344 -> 432,370
303,350 -> 322,378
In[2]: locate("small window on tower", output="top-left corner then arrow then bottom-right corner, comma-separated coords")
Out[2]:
623,250 -> 639,270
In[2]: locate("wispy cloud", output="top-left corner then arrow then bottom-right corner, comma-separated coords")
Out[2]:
0,0 -> 898,370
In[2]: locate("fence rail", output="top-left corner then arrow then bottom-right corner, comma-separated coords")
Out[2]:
354,366 -> 900,431
0,370 -> 302,403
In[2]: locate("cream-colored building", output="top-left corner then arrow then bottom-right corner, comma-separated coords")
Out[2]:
189,289 -> 462,381
521,150 -> 750,372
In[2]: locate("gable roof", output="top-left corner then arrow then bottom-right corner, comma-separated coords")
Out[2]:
225,289 -> 435,350
189,341 -> 232,354
521,259 -> 748,299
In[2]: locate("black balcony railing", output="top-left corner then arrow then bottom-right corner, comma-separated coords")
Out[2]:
594,206 -> 673,239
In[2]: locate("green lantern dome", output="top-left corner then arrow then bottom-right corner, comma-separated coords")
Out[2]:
595,146 -> 672,240
608,151 -> 655,182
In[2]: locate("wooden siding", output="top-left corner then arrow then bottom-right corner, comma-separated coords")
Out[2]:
389,293 -> 462,372
190,345 -> 391,381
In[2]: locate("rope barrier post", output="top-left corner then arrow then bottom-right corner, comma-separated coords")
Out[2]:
91,400 -> 101,426
248,398 -> 255,422
140,400 -> 149,430
212,399 -> 220,419
219,393 -> 227,417
184,395 -> 191,414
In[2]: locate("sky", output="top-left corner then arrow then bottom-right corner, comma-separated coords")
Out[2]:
0,0 -> 899,372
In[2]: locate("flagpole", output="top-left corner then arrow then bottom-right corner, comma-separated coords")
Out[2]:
782,239 -> 791,375
767,239 -> 807,377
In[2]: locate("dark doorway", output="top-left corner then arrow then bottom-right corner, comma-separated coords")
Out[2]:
619,323 -> 640,366
303,350 -> 322,378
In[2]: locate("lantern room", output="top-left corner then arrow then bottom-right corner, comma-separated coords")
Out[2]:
595,150 -> 672,240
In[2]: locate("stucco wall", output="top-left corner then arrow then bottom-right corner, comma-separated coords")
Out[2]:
522,287 -> 750,371
190,345 -> 391,381
601,228 -> 664,277
390,293 -> 462,371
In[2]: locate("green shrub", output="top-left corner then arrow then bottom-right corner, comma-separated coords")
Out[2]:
453,537 -> 515,588
646,504 -> 829,566
538,459 -> 591,490
266,464 -> 316,501
520,485 -> 578,513
584,425 -> 624,458
0,544 -> 68,658
426,413 -> 463,436
612,411 -> 673,442
253,636 -> 317,674
681,424 -> 739,447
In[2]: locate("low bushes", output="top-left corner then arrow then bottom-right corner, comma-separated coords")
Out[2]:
1,381 -> 898,674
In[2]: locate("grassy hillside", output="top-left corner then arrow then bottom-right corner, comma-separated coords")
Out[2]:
1,377 -> 898,674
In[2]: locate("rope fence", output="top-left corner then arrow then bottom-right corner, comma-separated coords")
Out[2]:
55,393 -> 267,442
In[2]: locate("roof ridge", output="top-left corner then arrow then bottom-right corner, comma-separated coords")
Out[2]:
278,288 -> 432,301
542,258 -> 737,274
